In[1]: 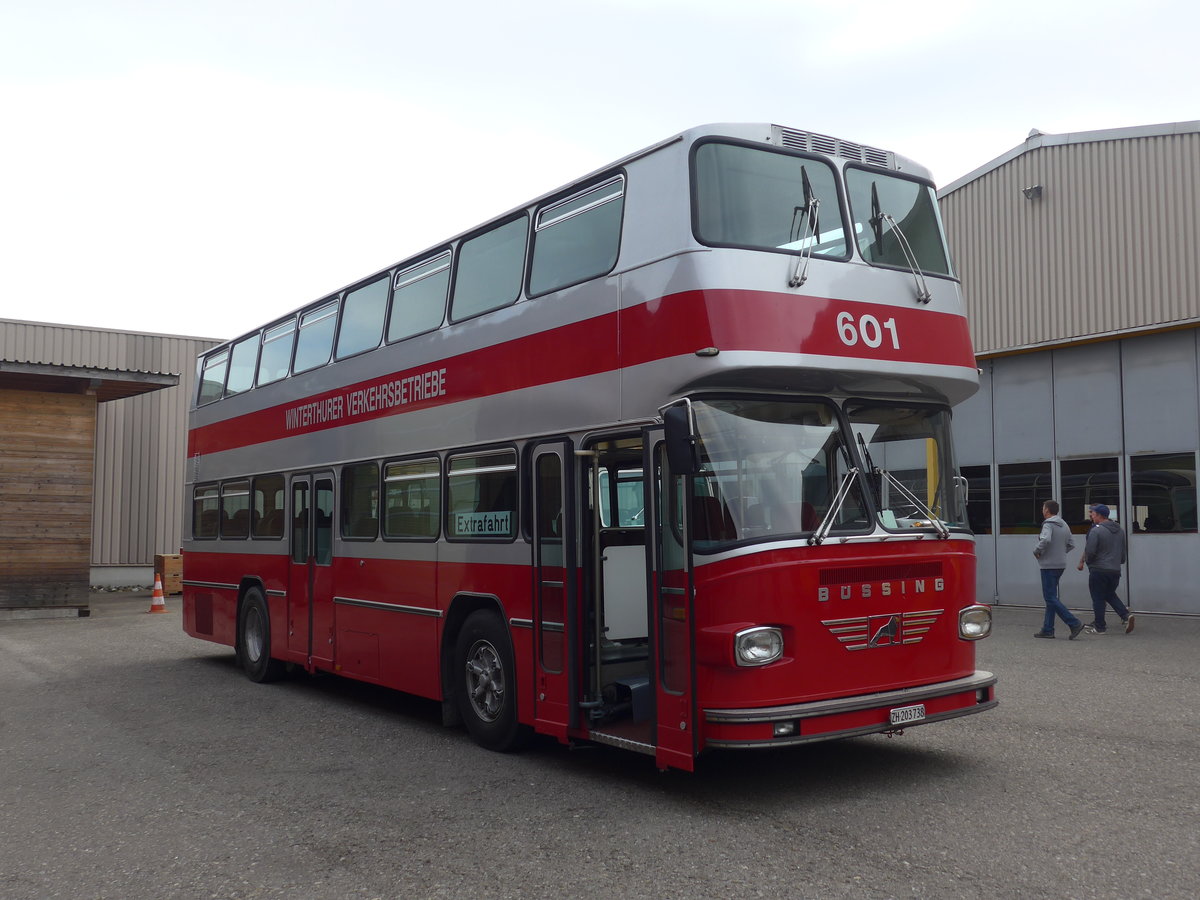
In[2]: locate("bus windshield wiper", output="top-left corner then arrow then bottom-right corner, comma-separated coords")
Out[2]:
787,167 -> 821,288
856,431 -> 948,538
877,469 -> 949,538
875,468 -> 950,539
809,464 -> 860,546
868,182 -> 932,304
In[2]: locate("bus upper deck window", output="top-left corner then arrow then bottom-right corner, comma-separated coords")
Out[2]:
529,177 -> 624,297
451,217 -> 528,322
336,276 -> 389,360
224,334 -> 259,397
292,300 -> 338,374
197,350 -> 229,406
257,319 -> 295,386
388,253 -> 450,342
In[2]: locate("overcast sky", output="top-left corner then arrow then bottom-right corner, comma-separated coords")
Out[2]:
2,0 -> 1196,342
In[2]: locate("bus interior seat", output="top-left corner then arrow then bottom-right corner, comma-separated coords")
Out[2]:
692,496 -> 736,542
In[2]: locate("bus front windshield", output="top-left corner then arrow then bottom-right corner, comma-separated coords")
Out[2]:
687,398 -> 869,551
845,402 -> 966,532
845,169 -> 951,276
693,142 -> 850,258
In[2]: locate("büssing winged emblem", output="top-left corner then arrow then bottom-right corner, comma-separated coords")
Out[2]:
821,610 -> 944,651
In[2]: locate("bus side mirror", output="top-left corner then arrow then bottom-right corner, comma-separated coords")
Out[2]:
955,474 -> 969,505
664,406 -> 699,476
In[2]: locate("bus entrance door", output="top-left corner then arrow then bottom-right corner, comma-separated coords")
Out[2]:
287,473 -> 335,669
646,430 -> 697,771
531,441 -> 577,740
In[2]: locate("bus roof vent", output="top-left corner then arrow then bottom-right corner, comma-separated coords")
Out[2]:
776,127 -> 896,169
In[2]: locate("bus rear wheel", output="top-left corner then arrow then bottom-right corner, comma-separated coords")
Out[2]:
237,587 -> 286,683
454,610 -> 526,752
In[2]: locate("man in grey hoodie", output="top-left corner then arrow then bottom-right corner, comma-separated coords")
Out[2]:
1033,500 -> 1085,639
1075,503 -> 1134,634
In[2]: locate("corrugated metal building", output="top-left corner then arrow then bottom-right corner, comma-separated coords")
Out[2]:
0,319 -> 220,602
939,121 -> 1200,617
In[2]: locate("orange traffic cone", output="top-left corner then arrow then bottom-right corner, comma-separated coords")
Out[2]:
148,574 -> 168,613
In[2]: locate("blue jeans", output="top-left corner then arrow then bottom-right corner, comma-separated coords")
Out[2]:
1040,568 -> 1081,634
1087,569 -> 1129,631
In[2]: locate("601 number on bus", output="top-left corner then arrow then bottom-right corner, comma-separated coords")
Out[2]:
837,311 -> 901,350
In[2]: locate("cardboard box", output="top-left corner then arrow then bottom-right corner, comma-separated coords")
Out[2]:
154,553 -> 183,594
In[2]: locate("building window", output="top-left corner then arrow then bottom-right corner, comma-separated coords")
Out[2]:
388,253 -> 450,342
451,217 -> 528,321
961,464 -> 992,534
446,450 -> 518,540
341,463 -> 379,539
336,276 -> 389,360
257,319 -> 295,386
1131,452 -> 1197,533
997,462 -> 1051,534
529,177 -> 624,297
221,480 -> 250,539
1061,457 -> 1120,535
252,474 -> 285,539
193,484 -> 219,538
292,300 -> 339,374
383,458 -> 440,539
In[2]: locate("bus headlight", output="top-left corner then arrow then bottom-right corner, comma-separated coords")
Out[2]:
734,626 -> 783,666
958,605 -> 992,640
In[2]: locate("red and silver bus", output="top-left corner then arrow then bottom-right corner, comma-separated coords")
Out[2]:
183,123 -> 995,771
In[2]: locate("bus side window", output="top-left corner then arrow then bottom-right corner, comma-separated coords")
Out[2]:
193,484 -> 219,538
529,176 -> 624,297
293,300 -> 338,374
251,474 -> 285,539
383,458 -> 440,539
336,276 -> 389,360
341,462 -> 379,539
388,253 -> 450,342
450,217 -> 527,322
257,319 -> 296,386
224,333 -> 260,397
197,350 -> 228,406
446,450 -> 518,540
220,480 -> 250,539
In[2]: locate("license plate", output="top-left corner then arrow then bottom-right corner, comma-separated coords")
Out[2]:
889,703 -> 926,725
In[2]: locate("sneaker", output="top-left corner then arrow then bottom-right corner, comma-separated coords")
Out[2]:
1124,615 -> 1135,634
1034,631 -> 1055,639
1069,622 -> 1085,640
1087,625 -> 1108,635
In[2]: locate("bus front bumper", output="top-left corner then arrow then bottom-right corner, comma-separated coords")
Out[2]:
702,670 -> 997,749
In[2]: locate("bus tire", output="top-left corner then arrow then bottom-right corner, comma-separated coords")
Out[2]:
454,610 -> 525,752
237,587 -> 285,683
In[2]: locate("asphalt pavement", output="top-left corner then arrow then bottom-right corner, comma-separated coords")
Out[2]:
1,591 -> 1197,899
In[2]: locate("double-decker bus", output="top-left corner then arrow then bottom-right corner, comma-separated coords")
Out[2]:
183,123 -> 996,771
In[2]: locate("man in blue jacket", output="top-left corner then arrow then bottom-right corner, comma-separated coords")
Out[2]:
1033,500 -> 1085,639
1076,504 -> 1134,634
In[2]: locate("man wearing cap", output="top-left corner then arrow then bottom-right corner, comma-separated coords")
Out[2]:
1076,504 -> 1134,634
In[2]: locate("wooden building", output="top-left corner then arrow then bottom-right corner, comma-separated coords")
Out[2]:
0,320 -> 220,614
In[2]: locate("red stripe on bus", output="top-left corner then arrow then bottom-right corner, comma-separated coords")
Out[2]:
188,290 -> 973,456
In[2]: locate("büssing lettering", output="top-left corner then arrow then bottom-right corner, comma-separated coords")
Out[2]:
817,576 -> 945,602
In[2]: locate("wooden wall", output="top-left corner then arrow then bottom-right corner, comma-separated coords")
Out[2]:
0,388 -> 97,608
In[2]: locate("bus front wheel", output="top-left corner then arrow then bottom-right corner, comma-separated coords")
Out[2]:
454,610 -> 525,752
237,587 -> 285,683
